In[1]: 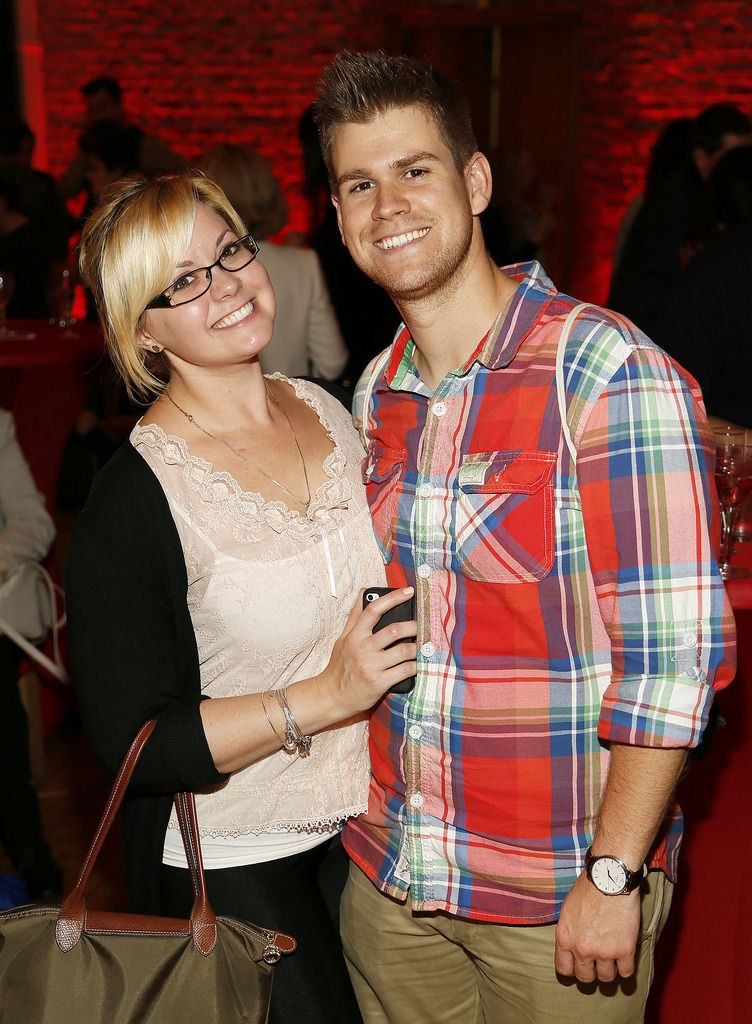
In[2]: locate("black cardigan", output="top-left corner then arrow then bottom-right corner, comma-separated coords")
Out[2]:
66,440 -> 228,913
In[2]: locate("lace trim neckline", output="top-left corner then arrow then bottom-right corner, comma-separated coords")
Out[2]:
131,375 -> 352,529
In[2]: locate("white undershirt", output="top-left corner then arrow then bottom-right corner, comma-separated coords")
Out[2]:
162,822 -> 340,869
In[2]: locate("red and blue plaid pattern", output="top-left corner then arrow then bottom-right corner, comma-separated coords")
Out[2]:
344,263 -> 736,924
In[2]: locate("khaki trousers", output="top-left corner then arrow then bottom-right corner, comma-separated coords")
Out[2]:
341,862 -> 673,1024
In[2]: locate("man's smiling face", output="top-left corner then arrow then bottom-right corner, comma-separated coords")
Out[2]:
331,104 -> 481,304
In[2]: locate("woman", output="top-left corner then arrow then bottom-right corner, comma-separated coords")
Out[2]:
67,173 -> 416,1024
197,143 -> 348,383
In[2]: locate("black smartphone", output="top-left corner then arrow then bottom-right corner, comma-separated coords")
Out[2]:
363,587 -> 417,694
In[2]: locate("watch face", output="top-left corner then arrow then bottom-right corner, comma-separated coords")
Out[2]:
589,856 -> 628,894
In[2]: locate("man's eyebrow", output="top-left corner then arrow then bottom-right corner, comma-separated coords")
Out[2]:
336,167 -> 373,187
174,229 -> 231,270
392,151 -> 439,170
336,151 -> 440,187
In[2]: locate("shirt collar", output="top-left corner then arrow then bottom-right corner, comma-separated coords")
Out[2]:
471,261 -> 557,371
379,261 -> 557,393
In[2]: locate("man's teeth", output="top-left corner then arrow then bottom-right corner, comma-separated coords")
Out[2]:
375,228 -> 429,250
214,301 -> 253,328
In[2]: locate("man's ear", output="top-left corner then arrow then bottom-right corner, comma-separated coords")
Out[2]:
465,152 -> 492,216
331,193 -> 347,247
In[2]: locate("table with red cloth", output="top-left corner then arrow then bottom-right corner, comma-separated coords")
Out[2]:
0,319 -> 104,504
648,539 -> 751,1024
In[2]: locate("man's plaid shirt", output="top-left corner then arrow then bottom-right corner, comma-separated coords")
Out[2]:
344,262 -> 736,924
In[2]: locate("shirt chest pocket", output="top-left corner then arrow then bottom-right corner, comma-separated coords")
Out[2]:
455,450 -> 556,583
363,444 -> 405,564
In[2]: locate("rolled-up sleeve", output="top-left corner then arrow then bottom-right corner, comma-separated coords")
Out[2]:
575,345 -> 736,748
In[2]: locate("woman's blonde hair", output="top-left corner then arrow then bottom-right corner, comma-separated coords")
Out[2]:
78,172 -> 246,400
197,144 -> 288,240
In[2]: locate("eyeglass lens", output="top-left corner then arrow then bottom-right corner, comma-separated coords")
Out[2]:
164,236 -> 258,306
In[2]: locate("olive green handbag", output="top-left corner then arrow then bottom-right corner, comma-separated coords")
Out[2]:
0,720 -> 295,1023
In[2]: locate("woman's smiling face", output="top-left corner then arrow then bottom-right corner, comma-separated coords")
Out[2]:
141,203 -> 276,375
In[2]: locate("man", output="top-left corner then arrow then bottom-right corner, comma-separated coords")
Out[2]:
0,180 -> 56,318
0,116 -> 70,260
653,142 -> 752,430
58,77 -> 185,200
314,51 -> 736,1023
608,102 -> 752,333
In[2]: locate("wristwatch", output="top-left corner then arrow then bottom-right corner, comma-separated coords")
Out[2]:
584,847 -> 645,895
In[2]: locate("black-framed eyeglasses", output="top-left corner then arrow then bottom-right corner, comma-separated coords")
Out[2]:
145,234 -> 259,310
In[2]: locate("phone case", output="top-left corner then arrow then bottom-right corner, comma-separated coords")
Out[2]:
363,587 -> 416,694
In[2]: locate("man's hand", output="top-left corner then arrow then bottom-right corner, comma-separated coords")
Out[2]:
554,871 -> 641,983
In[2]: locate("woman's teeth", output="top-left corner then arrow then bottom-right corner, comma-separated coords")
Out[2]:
214,300 -> 254,328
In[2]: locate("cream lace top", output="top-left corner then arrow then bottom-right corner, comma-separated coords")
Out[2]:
131,376 -> 385,839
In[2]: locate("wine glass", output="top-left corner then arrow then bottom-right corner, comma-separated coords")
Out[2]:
733,486 -> 752,543
49,265 -> 78,335
0,268 -> 15,338
713,426 -> 752,580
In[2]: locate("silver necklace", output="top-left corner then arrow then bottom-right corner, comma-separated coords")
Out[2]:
164,386 -> 312,510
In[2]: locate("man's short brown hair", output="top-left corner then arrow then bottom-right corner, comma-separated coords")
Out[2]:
315,50 -> 478,189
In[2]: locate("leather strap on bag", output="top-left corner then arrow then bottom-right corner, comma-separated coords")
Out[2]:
55,720 -> 217,955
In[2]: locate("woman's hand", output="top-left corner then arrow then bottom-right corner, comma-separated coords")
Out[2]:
316,587 -> 417,718
201,587 -> 417,774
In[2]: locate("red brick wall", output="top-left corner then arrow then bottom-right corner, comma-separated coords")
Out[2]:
34,0 -> 752,301
574,0 -> 752,301
36,1 -> 388,238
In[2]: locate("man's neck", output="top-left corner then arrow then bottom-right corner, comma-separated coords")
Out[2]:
396,240 -> 518,390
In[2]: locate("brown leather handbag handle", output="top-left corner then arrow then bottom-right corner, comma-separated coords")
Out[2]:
55,720 -> 217,955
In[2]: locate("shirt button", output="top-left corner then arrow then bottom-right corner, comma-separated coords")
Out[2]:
420,642 -> 435,659
417,564 -> 432,579
418,483 -> 432,499
683,635 -> 697,648
409,793 -> 424,809
432,402 -> 447,417
408,724 -> 423,740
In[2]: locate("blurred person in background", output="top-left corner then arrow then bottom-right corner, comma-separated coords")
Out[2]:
0,116 -> 70,261
0,180 -> 55,319
79,119 -> 142,202
0,409 -> 62,903
198,144 -> 348,385
58,76 -> 185,203
609,102 -> 752,333
610,117 -> 694,276
654,143 -> 752,429
481,146 -> 557,267
54,119 -> 146,511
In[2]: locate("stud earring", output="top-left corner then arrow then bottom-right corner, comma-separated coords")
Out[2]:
151,344 -> 161,353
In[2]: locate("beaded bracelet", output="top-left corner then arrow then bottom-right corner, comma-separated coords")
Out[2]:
275,687 -> 313,758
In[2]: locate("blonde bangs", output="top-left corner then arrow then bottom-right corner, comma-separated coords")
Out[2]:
79,173 -> 247,401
